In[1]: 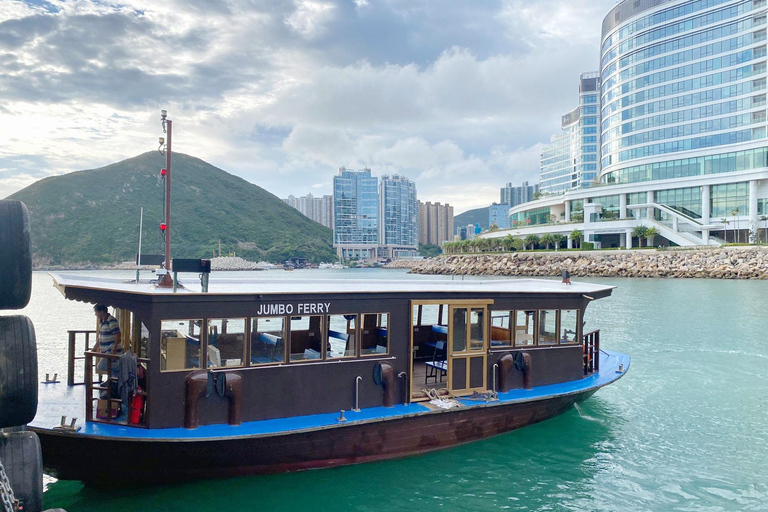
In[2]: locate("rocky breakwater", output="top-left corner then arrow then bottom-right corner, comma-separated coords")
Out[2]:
387,247 -> 768,279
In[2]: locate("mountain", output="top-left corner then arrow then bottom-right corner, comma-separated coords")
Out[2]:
7,152 -> 336,266
454,206 -> 489,231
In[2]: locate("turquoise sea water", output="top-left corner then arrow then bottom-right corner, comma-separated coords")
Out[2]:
18,270 -> 768,511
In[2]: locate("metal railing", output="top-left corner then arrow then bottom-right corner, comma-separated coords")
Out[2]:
583,330 -> 600,375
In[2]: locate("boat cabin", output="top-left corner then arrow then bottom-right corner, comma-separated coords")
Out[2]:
53,274 -> 612,430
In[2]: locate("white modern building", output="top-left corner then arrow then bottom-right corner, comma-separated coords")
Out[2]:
487,0 -> 768,248
540,73 -> 601,194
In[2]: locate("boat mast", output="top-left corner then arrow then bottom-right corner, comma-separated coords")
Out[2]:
159,110 -> 173,286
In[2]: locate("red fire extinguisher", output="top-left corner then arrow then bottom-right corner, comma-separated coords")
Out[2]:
130,393 -> 145,425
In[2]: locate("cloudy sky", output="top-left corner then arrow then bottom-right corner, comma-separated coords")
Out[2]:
0,0 -> 616,213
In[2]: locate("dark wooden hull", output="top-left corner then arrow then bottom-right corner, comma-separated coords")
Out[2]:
35,389 -> 596,486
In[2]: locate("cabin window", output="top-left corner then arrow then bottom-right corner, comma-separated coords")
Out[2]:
538,310 -> 558,345
413,304 -> 448,327
469,308 -> 485,351
289,315 -> 324,361
490,311 -> 513,347
513,311 -> 535,346
327,314 -> 357,359
452,308 -> 467,352
361,313 -> 389,355
251,317 -> 286,364
559,310 -> 580,344
207,318 -> 246,368
161,319 -> 202,371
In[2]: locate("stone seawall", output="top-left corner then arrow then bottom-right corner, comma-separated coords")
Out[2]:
387,247 -> 768,279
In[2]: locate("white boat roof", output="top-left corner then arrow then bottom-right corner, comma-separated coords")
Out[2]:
51,273 -> 615,297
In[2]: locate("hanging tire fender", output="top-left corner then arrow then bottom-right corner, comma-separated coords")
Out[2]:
0,315 -> 38,428
0,430 -> 43,512
0,200 -> 32,310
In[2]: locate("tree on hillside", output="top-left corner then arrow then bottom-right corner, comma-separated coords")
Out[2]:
540,233 -> 557,250
524,234 -> 540,251
631,226 -> 648,247
645,227 -> 658,247
569,229 -> 582,249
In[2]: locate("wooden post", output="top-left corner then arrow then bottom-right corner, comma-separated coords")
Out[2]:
68,331 -> 76,387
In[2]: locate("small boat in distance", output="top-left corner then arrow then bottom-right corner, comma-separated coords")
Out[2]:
31,275 -> 629,485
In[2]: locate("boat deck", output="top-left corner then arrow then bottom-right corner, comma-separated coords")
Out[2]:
30,351 -> 629,440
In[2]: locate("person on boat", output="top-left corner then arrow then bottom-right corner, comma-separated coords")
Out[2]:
93,304 -> 123,373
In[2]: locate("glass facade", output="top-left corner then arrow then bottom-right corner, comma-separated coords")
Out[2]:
540,73 -> 601,194
655,186 -> 703,218
333,167 -> 379,249
711,182 -> 750,217
602,146 -> 768,184
600,0 -> 768,177
379,174 -> 418,248
511,206 -> 551,226
589,194 -> 621,218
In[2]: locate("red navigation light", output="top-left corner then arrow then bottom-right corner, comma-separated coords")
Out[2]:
160,168 -> 167,176
160,223 -> 167,231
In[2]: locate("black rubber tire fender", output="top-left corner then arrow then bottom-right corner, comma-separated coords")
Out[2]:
0,315 -> 38,428
0,431 -> 43,512
0,200 -> 32,310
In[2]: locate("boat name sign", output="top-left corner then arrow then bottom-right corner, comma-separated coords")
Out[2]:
255,302 -> 332,316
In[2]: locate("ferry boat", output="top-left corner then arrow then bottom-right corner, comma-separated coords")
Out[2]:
29,113 -> 628,485
30,273 -> 629,485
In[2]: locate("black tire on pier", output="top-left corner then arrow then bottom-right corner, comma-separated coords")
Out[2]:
0,316 -> 38,428
0,200 -> 32,310
0,431 -> 43,512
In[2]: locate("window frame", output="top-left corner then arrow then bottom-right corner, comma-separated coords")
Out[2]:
206,317 -> 247,369
360,312 -> 390,357
159,318 -> 204,373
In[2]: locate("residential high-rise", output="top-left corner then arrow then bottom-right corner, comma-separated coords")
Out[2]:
500,181 -> 539,207
379,174 -> 418,258
418,201 -> 454,246
488,203 -> 510,229
282,194 -> 334,228
539,73 -> 601,194
333,167 -> 379,260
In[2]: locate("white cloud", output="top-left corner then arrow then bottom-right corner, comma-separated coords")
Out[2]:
0,0 -> 611,212
285,0 -> 335,38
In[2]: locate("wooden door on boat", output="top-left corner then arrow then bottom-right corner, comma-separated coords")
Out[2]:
447,304 -> 488,395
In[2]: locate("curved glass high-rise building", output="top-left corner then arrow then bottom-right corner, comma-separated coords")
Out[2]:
600,0 -> 766,183
498,0 -> 768,248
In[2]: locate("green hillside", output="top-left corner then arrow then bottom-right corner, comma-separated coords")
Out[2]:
8,152 -> 336,266
454,206 -> 489,231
